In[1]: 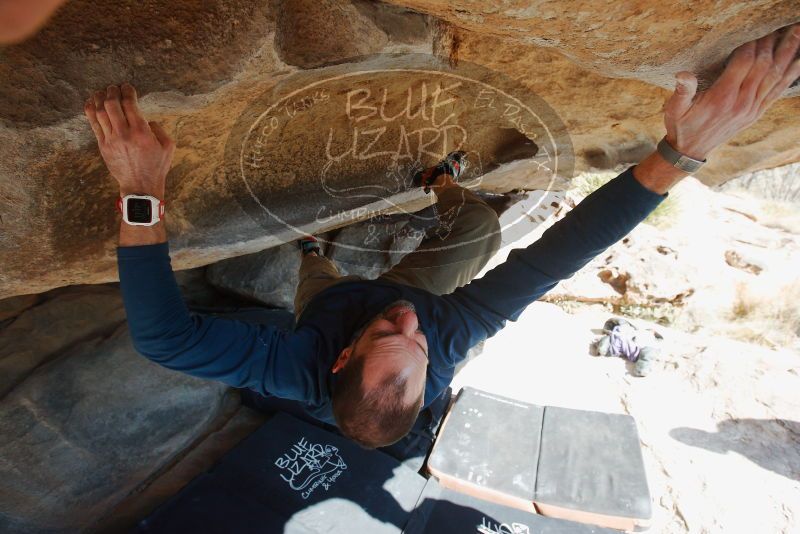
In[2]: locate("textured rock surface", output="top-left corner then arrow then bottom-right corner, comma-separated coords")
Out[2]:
207,241 -> 302,310
327,213 -> 428,279
0,285 -> 125,397
388,0 -> 800,93
449,28 -> 800,185
98,403 -> 267,532
1,0 -> 798,299
0,294 -> 40,322
206,212 -> 429,309
206,191 -> 525,308
0,323 -> 229,533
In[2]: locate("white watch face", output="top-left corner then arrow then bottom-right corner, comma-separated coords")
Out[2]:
126,197 -> 154,224
122,195 -> 161,226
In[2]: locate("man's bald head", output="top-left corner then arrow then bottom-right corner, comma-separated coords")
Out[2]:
331,300 -> 428,448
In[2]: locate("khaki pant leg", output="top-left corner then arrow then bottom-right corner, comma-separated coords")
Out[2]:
379,186 -> 502,296
294,254 -> 347,320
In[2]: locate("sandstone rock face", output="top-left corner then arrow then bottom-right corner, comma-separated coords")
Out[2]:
388,0 -> 800,93
0,294 -> 40,322
327,213 -> 428,279
206,191 -> 525,308
449,28 -> 800,185
0,323 -> 229,533
1,0 -> 798,299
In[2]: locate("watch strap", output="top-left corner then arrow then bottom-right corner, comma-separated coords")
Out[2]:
657,137 -> 706,174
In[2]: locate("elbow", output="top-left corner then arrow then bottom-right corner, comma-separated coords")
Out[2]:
130,333 -> 177,363
126,308 -> 201,361
128,324 -> 193,364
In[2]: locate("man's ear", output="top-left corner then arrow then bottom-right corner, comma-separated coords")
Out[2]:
332,346 -> 353,374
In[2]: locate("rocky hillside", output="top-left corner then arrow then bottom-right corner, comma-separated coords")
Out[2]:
1,0 -> 799,299
538,166 -> 800,352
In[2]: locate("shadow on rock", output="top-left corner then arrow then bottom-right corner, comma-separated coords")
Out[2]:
670,419 -> 800,481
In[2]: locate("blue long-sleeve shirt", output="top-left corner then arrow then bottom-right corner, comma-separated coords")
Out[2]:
118,166 -> 665,424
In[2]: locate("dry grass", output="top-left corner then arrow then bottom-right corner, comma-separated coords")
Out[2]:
757,199 -> 800,234
726,281 -> 800,350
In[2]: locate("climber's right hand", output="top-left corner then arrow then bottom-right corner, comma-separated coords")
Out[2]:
84,83 -> 175,198
663,24 -> 800,161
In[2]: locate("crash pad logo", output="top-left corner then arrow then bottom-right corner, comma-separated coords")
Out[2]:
274,437 -> 348,500
477,517 -> 530,534
227,53 -> 573,265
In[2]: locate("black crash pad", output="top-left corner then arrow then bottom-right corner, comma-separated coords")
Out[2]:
405,479 -> 617,534
535,406 -> 652,521
427,388 -> 543,503
139,412 -> 426,533
426,387 -> 652,528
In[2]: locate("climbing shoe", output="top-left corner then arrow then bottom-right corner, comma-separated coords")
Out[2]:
297,235 -> 321,256
413,150 -> 469,194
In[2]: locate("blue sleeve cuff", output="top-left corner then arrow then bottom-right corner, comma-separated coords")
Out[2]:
621,165 -> 669,201
117,241 -> 170,260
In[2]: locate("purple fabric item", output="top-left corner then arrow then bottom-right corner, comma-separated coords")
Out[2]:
609,325 -> 641,362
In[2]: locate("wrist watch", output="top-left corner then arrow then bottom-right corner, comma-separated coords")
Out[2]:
116,194 -> 165,226
656,137 -> 706,174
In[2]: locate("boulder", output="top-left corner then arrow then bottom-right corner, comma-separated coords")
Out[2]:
207,190 -> 524,307
206,213 -> 428,309
448,28 -> 800,185
0,0 -> 798,299
0,294 -> 40,322
206,242 -> 301,310
0,323 -> 229,533
328,213 -> 427,279
387,0 -> 800,94
0,284 -> 125,398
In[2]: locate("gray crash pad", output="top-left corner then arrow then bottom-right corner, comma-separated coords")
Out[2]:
427,387 -> 543,508
535,406 -> 652,530
425,387 -> 652,531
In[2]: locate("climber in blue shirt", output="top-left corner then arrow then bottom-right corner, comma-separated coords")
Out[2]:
84,27 -> 800,448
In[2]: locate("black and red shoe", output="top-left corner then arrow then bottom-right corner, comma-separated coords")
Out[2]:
413,151 -> 469,194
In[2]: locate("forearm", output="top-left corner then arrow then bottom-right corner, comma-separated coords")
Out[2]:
632,150 -> 690,195
119,222 -> 167,246
118,242 -> 192,359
